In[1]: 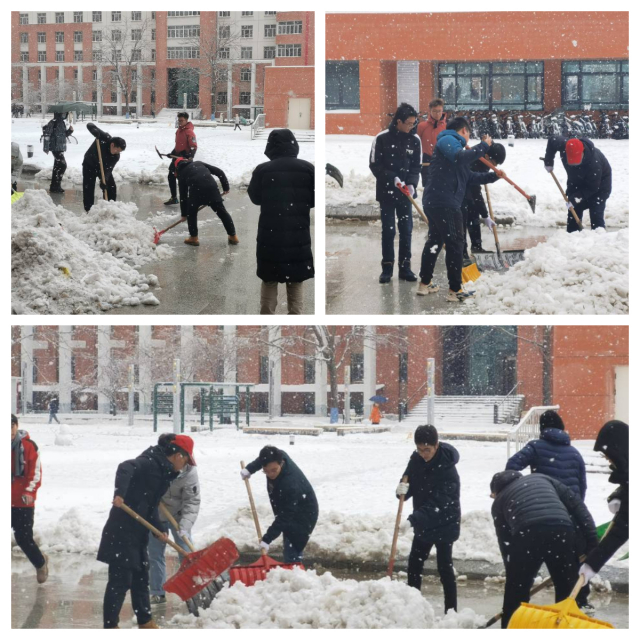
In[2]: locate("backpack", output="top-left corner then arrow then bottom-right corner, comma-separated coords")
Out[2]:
41,120 -> 54,154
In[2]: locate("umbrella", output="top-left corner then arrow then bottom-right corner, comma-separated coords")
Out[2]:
369,395 -> 388,403
47,101 -> 97,115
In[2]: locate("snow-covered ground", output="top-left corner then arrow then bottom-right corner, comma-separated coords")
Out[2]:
12,117 -> 314,188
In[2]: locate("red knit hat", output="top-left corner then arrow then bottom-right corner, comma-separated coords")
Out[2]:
565,138 -> 584,165
173,434 -> 196,466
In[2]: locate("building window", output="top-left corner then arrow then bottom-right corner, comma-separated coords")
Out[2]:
38,51 -> 46,62
219,26 -> 230,39
20,51 -> 28,62
93,70 -> 98,81
37,32 -> 46,43
93,11 -> 102,22
304,360 -> 315,384
265,11 -> 277,16
217,91 -> 227,104
55,69 -> 60,79
326,61 -> 360,111
277,43 -> 301,58
56,12 -> 64,23
55,50 -> 64,62
242,11 -> 254,16
167,46 -> 200,59
219,11 -> 230,17
218,68 -> 228,82
167,25 -> 200,38
19,14 -> 28,25
55,32 -> 64,43
259,356 -> 269,384
92,90 -> 97,101
131,29 -> 142,41
350,353 -> 364,383
167,11 -> 200,17
74,11 -> 83,23
240,47 -> 252,59
112,30 -> 121,42
562,60 -> 628,109
240,68 -> 251,82
150,69 -> 155,80
241,25 -> 253,38
73,69 -> 78,79
20,32 -> 28,44
74,50 -> 83,61
74,31 -> 83,43
264,24 -> 276,38
111,11 -> 121,22
151,49 -> 156,61
438,62 -> 544,110
37,13 -> 46,24
218,47 -> 229,59
130,91 -> 137,102
263,46 -> 275,59
111,91 -> 117,102
150,90 -> 155,103
92,30 -> 102,42
278,21 -> 303,35
239,91 -> 251,105
151,12 -> 155,19
131,11 -> 141,21
131,49 -> 141,61
151,28 -> 156,41
92,51 -> 102,62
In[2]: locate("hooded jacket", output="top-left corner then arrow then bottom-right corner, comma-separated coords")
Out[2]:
246,450 -> 319,550
416,113 -> 447,162
43,114 -> 72,154
369,120 -> 422,203
585,421 -> 628,572
97,446 -> 179,570
248,129 -> 315,283
172,121 -> 197,159
506,427 -> 587,500
159,464 -> 201,535
491,471 -> 597,564
543,136 -> 612,201
11,430 -> 42,508
401,442 -> 461,544
176,160 -> 229,215
424,130 -> 499,210
83,123 -> 121,174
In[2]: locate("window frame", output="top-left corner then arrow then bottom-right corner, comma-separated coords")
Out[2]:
561,59 -> 628,110
325,60 -> 360,111
92,11 -> 102,23
55,12 -> 65,24
264,24 -> 276,38
73,11 -> 83,23
278,21 -> 303,35
277,43 -> 302,58
37,12 -> 46,24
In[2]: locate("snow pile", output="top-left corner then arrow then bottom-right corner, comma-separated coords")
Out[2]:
32,508 -> 101,555
473,228 -> 629,315
54,425 -> 73,447
35,163 -> 168,186
172,567 -> 485,629
12,190 -> 160,314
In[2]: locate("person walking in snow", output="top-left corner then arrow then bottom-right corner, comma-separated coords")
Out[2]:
241,445 -> 318,562
164,111 -> 197,206
490,469 -> 598,628
416,98 -> 447,188
97,434 -> 196,629
579,421 -> 628,587
41,111 -> 74,194
82,123 -> 126,212
248,128 -> 315,315
233,113 -> 242,131
543,136 -> 611,232
47,397 -> 60,424
148,434 -> 201,605
11,414 -> 48,584
418,117 -> 505,302
396,425 -> 461,614
174,158 -> 238,247
369,102 -> 422,283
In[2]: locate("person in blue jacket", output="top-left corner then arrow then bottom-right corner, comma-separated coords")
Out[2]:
418,117 -> 505,302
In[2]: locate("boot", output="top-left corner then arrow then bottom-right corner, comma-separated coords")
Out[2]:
472,243 -> 491,253
228,234 -> 240,245
164,197 -> 179,205
398,260 -> 417,282
49,182 -> 65,194
379,261 -> 394,284
36,554 -> 49,584
184,237 -> 200,246
138,620 -> 160,629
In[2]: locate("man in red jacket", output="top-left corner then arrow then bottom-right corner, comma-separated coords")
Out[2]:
164,112 -> 198,205
11,414 -> 48,583
416,98 -> 447,187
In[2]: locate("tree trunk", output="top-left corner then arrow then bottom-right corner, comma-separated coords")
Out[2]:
327,357 -> 339,410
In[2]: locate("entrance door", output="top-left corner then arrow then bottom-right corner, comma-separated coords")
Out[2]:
615,365 -> 629,423
288,98 -> 311,129
168,68 -> 199,109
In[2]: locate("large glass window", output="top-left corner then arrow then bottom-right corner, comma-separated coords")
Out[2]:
168,24 -> 200,38
438,61 -> 543,110
326,61 -> 360,111
277,44 -> 301,58
278,21 -> 302,35
562,60 -> 628,109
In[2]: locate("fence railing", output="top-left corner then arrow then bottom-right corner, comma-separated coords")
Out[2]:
251,113 -> 266,140
506,405 -> 560,457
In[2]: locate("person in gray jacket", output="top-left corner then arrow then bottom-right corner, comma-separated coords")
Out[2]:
148,434 -> 201,605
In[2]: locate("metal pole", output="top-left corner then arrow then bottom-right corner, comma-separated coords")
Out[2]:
22,362 -> 28,415
269,362 -> 275,420
344,365 -> 351,424
128,364 -> 135,426
173,358 -> 181,434
427,358 -> 435,426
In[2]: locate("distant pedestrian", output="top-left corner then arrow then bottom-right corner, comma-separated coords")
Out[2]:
234,114 -> 242,131
369,402 -> 382,425
164,111 -> 197,206
416,98 -> 447,187
41,112 -> 74,194
48,398 -> 60,424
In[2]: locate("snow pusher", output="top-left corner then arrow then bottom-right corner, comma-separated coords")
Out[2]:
539,157 -> 583,230
120,503 -> 238,611
229,462 -> 304,587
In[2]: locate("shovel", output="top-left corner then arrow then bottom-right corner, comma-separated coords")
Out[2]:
228,462 -> 303,587
153,216 -> 186,245
325,163 -> 343,187
387,475 -> 408,577
539,158 -> 583,230
95,138 -> 108,201
119,503 -> 238,609
155,145 -> 180,160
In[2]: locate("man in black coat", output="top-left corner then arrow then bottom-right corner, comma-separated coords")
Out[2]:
97,435 -> 195,629
369,102 -> 422,283
241,445 -> 318,562
544,136 -> 611,232
248,129 -> 314,315
41,112 -> 73,194
82,123 -> 126,212
580,421 -> 628,584
490,470 -> 598,628
396,425 -> 461,613
175,158 -> 238,247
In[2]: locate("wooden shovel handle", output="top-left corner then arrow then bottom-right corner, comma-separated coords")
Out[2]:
387,475 -> 409,577
540,161 -> 584,230
95,138 -> 108,201
241,461 -> 264,543
159,501 -> 196,553
120,502 -> 188,557
484,184 -> 503,252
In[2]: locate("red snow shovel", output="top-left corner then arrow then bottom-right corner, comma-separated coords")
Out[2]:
228,461 -> 304,587
153,218 -> 184,244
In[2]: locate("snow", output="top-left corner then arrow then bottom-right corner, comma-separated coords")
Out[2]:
473,228 -> 629,315
12,190 -> 166,314
54,425 -> 73,447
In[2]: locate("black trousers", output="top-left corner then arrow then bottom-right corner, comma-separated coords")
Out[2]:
502,527 -> 578,629
168,161 -> 178,199
380,197 -> 413,267
103,562 -> 152,629
186,197 -> 236,238
419,206 -> 464,292
408,537 -> 457,613
83,167 -> 116,212
462,187 -> 487,252
234,123 -> 242,130
11,507 -> 45,570
568,191 -> 607,233
51,151 -> 67,186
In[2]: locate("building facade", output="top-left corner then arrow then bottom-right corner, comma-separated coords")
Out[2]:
11,325 -> 627,439
326,11 -> 629,135
12,10 -> 314,125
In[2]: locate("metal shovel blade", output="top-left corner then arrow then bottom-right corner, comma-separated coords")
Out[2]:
475,251 -> 525,272
528,194 -> 537,213
326,163 -> 344,187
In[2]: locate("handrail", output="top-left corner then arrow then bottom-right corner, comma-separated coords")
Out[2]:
506,405 -> 560,458
251,113 -> 265,140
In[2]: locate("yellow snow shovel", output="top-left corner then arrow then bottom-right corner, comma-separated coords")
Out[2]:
507,575 -> 614,629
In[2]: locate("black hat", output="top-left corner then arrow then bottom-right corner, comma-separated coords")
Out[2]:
539,410 -> 565,432
11,414 -> 18,425
414,424 -> 438,446
259,445 -> 283,466
111,137 -> 126,151
487,143 -> 506,165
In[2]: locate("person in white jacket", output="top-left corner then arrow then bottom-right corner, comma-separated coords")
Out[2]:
148,434 -> 201,604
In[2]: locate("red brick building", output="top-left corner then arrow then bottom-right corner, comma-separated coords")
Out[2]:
326,11 -> 629,135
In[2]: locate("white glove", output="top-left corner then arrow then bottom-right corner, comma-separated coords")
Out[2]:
260,540 -> 270,552
396,482 -> 410,496
566,201 -> 575,210
408,185 -> 415,197
178,528 -> 190,539
393,177 -> 405,189
482,217 -> 496,230
240,468 -> 251,480
578,563 -> 596,585
544,165 -> 553,173
608,499 -> 621,514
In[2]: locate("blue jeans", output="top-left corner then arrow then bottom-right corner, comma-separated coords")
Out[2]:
282,536 -> 304,563
380,198 -> 413,267
148,522 -> 192,596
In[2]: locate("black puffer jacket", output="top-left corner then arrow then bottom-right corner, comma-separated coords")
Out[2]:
176,160 -> 229,214
83,123 -> 121,174
248,129 -> 314,283
246,450 -> 318,550
491,471 -> 597,563
97,446 -> 179,570
585,421 -> 629,572
402,442 -> 461,544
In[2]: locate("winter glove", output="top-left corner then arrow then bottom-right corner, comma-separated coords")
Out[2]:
407,185 -> 415,197
178,529 -> 190,539
393,177 -> 405,189
578,563 -> 597,585
566,201 -> 575,210
544,165 -> 554,173
482,217 -> 496,230
259,540 -> 270,552
407,514 -> 416,528
608,499 -> 621,514
21,494 -> 34,506
240,468 -> 251,481
99,181 -> 107,192
396,482 -> 410,496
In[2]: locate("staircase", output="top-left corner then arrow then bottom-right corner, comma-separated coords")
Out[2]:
253,128 -> 315,142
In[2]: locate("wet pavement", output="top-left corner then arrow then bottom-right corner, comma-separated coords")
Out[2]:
326,219 -> 559,315
20,177 -> 315,315
12,555 -> 628,629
